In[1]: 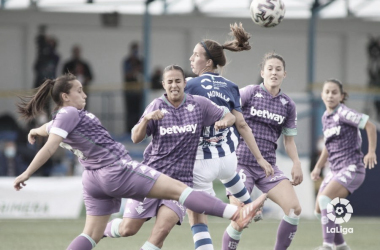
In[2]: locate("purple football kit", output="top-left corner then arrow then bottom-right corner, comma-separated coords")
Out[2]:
236,83 -> 298,193
124,93 -> 226,223
47,106 -> 161,216
319,104 -> 369,194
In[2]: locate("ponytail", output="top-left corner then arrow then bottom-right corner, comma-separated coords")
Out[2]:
18,79 -> 55,120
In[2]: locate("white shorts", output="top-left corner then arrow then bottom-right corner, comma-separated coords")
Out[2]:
192,152 -> 237,196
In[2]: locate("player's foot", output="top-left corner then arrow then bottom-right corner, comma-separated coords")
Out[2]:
335,245 -> 351,250
314,246 -> 333,250
231,193 -> 267,228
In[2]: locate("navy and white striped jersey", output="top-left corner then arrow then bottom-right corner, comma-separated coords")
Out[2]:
185,72 -> 240,159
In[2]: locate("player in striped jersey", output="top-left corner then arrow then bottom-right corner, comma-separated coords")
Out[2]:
222,52 -> 303,250
311,79 -> 377,250
185,23 -> 273,250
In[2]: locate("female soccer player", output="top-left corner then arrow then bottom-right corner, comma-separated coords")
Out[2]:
222,52 -> 303,250
185,23 -> 273,250
311,79 -> 377,250
14,73 -> 266,250
103,65 -> 267,250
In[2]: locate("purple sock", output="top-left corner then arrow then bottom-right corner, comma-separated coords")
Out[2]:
334,232 -> 345,245
182,190 -> 227,218
66,234 -> 94,250
221,225 -> 241,250
321,209 -> 335,245
274,219 -> 298,250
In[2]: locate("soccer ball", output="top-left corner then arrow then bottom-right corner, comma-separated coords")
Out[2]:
250,0 -> 286,28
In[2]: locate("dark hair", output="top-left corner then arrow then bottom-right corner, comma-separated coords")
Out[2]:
323,78 -> 349,103
162,64 -> 186,81
200,22 -> 251,69
18,73 -> 77,120
260,52 -> 286,71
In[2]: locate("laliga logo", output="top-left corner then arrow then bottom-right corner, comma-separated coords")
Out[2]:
327,198 -> 353,224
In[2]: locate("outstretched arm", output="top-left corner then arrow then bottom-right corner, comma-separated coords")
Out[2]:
14,133 -> 63,191
363,121 -> 377,169
283,135 -> 303,186
310,146 -> 328,181
231,110 -> 274,176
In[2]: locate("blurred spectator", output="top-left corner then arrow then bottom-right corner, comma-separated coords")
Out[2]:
122,42 -> 144,133
148,66 -> 165,102
150,66 -> 162,90
62,45 -> 93,109
367,36 -> 380,120
33,25 -> 60,89
0,141 -> 28,176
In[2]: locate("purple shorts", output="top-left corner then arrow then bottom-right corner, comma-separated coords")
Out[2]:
236,163 -> 288,194
123,198 -> 187,225
319,164 -> 365,194
82,157 -> 161,216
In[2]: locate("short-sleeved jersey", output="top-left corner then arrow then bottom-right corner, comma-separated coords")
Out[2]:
47,106 -> 128,170
185,73 -> 240,159
236,84 -> 297,166
322,104 -> 369,171
137,93 -> 225,186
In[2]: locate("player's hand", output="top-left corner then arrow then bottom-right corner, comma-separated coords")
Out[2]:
257,158 -> 274,177
291,163 -> 303,186
310,166 -> 322,181
28,129 -> 39,144
145,110 -> 165,121
14,172 -> 30,191
364,152 -> 377,169
214,120 -> 228,131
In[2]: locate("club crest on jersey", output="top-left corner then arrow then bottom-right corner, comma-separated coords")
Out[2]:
201,84 -> 213,90
250,106 -> 285,124
254,92 -> 264,98
161,108 -> 169,114
185,104 -> 195,112
280,97 -> 288,106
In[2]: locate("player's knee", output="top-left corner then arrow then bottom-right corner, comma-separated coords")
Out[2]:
291,204 -> 302,216
118,225 -> 139,237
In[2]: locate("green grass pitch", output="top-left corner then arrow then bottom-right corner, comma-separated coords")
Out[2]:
1,216 -> 379,250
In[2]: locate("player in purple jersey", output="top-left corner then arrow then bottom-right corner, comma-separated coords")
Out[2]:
186,23 -> 273,250
14,73 -> 266,250
222,52 -> 304,250
103,65 -> 267,250
311,79 -> 377,250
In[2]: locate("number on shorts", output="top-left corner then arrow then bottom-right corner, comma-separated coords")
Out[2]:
238,169 -> 246,183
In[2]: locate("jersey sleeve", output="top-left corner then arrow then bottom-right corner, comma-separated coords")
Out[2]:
231,84 -> 242,113
48,107 -> 80,138
282,100 -> 297,136
338,106 -> 369,129
239,85 -> 254,108
194,96 -> 226,127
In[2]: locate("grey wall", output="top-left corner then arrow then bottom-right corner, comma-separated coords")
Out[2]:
0,10 -> 379,134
